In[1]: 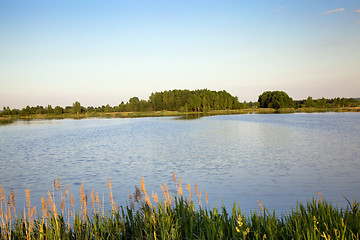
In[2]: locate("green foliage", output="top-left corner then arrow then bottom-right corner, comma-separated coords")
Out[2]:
54,106 -> 64,115
0,177 -> 359,239
304,96 -> 316,108
1,90 -> 359,118
149,89 -> 243,112
1,196 -> 359,239
258,91 -> 294,109
294,97 -> 360,109
71,101 -> 82,114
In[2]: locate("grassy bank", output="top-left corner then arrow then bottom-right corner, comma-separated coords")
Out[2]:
0,176 -> 359,239
1,107 -> 359,124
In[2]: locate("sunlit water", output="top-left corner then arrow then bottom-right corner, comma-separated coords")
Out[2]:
0,112 -> 359,215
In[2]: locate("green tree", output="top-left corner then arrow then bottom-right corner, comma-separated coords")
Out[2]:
46,105 -> 54,114
317,98 -> 327,108
2,107 -> 11,116
72,101 -> 82,114
54,106 -> 64,115
127,97 -> 140,112
258,91 -> 294,109
304,96 -> 316,108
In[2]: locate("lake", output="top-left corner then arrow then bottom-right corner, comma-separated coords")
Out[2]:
0,112 -> 359,215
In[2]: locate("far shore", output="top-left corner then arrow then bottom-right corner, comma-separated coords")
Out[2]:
1,107 -> 359,124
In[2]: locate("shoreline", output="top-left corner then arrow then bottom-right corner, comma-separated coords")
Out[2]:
1,107 -> 360,124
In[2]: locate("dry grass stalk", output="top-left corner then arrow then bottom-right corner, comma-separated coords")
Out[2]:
318,192 -> 322,203
107,178 -> 112,190
56,178 -> 61,191
95,192 -> 100,214
47,190 -> 59,232
71,193 -> 75,208
25,187 -> 32,218
41,195 -> 49,219
198,191 -> 202,207
80,181 -> 88,220
0,183 -> 5,204
258,200 -> 264,211
177,176 -> 183,196
186,183 -> 192,202
47,190 -> 57,215
107,178 -> 118,212
0,183 -> 5,236
89,189 -> 101,215
172,172 -> 177,184
133,186 -> 142,203
25,187 -> 36,240
9,189 -> 16,220
140,177 -> 151,207
161,183 -> 172,206
70,193 -> 75,221
128,190 -> 135,210
195,182 -> 199,197
91,188 -> 95,215
152,191 -> 159,203
205,191 -> 208,205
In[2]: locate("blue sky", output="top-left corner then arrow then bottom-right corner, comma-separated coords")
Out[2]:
1,0 -> 359,109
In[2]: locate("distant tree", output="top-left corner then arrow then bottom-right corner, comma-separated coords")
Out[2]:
258,91 -> 294,109
127,97 -> 140,112
104,104 -> 112,113
304,96 -> 316,108
317,98 -> 327,108
2,107 -> 11,116
46,105 -> 54,114
72,101 -> 82,114
10,109 -> 19,115
117,101 -> 127,112
36,107 -> 45,114
87,106 -> 95,112
54,106 -> 64,115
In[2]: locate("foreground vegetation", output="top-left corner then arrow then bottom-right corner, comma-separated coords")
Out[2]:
1,175 -> 359,239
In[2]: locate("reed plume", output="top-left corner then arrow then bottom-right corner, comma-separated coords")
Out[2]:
198,191 -> 202,207
177,176 -> 183,196
80,181 -> 88,220
161,183 -> 172,206
140,177 -> 151,207
41,195 -> 49,219
195,182 -> 199,197
186,183 -> 192,202
318,192 -> 322,203
152,191 -> 159,203
107,178 -> 118,212
9,189 -> 16,220
91,188 -> 95,215
258,200 -> 264,211
25,187 -> 36,240
172,172 -> 177,190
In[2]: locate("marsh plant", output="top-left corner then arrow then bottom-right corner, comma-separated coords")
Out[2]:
0,173 -> 359,239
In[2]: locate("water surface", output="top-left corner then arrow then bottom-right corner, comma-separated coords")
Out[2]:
0,113 -> 359,214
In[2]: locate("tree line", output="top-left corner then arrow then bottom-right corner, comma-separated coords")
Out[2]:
0,89 -> 248,117
1,90 -> 359,117
258,91 -> 359,110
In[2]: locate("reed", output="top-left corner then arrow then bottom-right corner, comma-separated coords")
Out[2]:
0,178 -> 359,239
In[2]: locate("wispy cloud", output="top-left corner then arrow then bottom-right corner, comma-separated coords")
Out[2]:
322,8 -> 344,15
275,7 -> 285,13
356,21 -> 360,24
355,10 -> 360,13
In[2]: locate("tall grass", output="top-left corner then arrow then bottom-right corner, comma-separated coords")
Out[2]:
0,175 -> 359,239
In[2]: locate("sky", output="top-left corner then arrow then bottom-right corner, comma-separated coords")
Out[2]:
1,0 -> 359,109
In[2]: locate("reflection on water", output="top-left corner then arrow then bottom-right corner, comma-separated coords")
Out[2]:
0,113 -> 359,215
